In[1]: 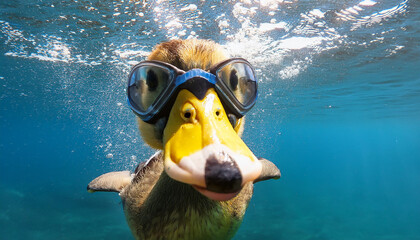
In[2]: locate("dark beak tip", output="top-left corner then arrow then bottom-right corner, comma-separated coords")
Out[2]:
204,156 -> 243,194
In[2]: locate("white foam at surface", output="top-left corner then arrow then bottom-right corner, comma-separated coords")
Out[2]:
1,1 -> 332,72
180,4 -> 197,12
219,20 -> 230,29
258,22 -> 287,33
310,9 -> 325,19
176,29 -> 185,37
350,0 -> 407,30
259,0 -> 284,8
0,0 -> 409,71
346,7 -> 360,15
359,0 -> 377,7
165,19 -> 183,29
114,49 -> 150,59
279,36 -> 326,50
220,2 -> 343,81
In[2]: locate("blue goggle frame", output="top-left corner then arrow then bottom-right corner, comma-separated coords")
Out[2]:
127,58 -> 258,123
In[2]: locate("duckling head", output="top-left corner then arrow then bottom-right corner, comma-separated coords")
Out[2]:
133,39 -> 261,201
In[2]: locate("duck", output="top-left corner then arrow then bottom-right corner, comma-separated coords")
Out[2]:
87,39 -> 280,240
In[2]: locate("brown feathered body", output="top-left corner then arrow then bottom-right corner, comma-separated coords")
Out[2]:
121,152 -> 252,240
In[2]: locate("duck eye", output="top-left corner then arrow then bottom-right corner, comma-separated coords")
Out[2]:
229,69 -> 238,91
184,112 -> 191,119
146,69 -> 158,91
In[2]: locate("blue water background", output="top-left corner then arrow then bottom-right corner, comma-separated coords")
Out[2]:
1,0 -> 420,239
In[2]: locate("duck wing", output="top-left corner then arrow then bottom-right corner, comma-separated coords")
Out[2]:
87,171 -> 133,193
87,151 -> 164,193
253,158 -> 281,183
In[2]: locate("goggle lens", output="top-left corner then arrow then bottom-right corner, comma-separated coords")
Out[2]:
127,58 -> 257,122
216,62 -> 257,106
128,64 -> 171,112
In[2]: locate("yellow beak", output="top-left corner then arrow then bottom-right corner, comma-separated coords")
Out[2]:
163,89 -> 262,201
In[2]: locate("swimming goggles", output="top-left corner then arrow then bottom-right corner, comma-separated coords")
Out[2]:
127,58 -> 258,123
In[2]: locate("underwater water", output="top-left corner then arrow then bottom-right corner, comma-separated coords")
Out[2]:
1,0 -> 420,239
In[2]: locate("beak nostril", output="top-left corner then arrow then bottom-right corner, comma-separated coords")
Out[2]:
215,107 -> 222,118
